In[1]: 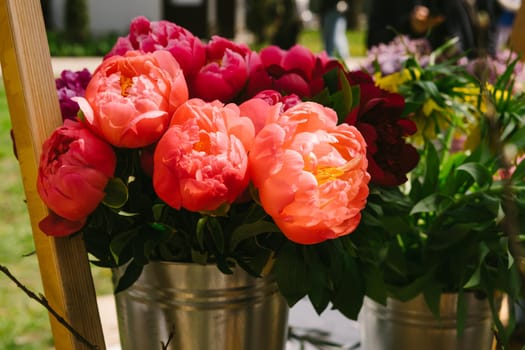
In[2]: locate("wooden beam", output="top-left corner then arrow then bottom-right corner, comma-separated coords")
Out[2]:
510,4 -> 525,59
0,1 -> 106,349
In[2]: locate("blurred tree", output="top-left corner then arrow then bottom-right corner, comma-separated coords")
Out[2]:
41,0 -> 53,30
65,0 -> 90,43
271,0 -> 302,48
246,0 -> 279,45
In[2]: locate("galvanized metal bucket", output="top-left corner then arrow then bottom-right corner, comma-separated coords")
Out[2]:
113,262 -> 289,350
359,293 -> 495,350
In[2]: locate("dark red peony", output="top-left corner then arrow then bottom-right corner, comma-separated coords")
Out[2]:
344,71 -> 419,186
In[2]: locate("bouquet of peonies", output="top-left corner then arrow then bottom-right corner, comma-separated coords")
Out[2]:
37,16 -> 420,318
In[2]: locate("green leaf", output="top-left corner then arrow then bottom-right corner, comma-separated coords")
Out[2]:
229,220 -> 280,250
322,66 -> 340,94
489,293 -> 511,344
103,177 -> 129,208
206,217 -> 224,254
511,159 -> 525,183
463,243 -> 490,289
380,216 -> 411,235
335,70 -> 354,117
456,163 -> 492,187
429,37 -> 460,63
152,204 -> 165,221
363,266 -> 387,305
428,222 -> 484,251
114,262 -> 143,294
191,249 -> 208,264
109,229 -> 138,264
303,248 -> 330,315
196,216 -> 207,250
423,285 -> 442,318
273,243 -> 309,306
410,193 -> 451,215
508,126 -> 525,149
456,292 -> 467,336
420,142 -> 439,198
331,257 -> 365,320
388,270 -> 433,301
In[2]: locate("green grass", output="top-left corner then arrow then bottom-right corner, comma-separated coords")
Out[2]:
0,81 -> 113,349
0,82 -> 55,349
298,29 -> 367,57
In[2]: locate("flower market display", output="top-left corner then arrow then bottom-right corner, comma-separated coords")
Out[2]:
358,34 -> 525,343
38,17 -> 525,345
39,16 -> 379,317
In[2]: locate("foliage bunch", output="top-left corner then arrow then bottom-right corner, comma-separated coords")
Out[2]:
357,36 -> 525,343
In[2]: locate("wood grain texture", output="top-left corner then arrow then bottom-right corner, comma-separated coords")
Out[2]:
510,4 -> 525,59
0,1 -> 106,349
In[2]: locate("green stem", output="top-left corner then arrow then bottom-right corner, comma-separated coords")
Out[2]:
427,183 -> 520,234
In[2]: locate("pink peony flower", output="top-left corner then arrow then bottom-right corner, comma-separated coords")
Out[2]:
245,45 -> 338,99
105,16 -> 206,82
239,90 -> 301,134
74,50 -> 188,148
153,98 -> 255,212
190,36 -> 251,102
252,90 -> 302,111
37,120 -> 116,236
249,101 -> 370,244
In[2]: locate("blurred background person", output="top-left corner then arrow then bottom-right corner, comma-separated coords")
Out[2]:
312,0 -> 352,65
366,0 -> 429,48
367,0 -> 500,58
495,0 -> 521,49
271,0 -> 303,49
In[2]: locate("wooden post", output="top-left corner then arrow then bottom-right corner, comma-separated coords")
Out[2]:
510,4 -> 525,59
0,1 -> 106,349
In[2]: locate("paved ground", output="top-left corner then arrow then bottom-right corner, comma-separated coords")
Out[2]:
98,294 -> 361,350
0,56 -> 103,78
50,56 -> 104,75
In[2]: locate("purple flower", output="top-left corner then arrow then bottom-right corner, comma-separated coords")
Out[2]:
55,69 -> 92,121
362,36 -> 432,75
464,49 -> 525,92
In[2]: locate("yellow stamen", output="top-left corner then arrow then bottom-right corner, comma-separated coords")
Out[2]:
316,167 -> 345,185
120,75 -> 133,97
193,133 -> 211,152
315,156 -> 362,185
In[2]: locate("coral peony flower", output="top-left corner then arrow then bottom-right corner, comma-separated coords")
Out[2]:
239,97 -> 281,135
154,98 -> 255,212
249,101 -> 370,245
105,16 -> 206,82
245,45 -> 338,99
344,71 -> 419,186
37,120 -> 116,236
74,50 -> 188,148
190,36 -> 251,102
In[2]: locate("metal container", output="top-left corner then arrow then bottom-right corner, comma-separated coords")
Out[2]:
113,262 -> 289,350
359,293 -> 495,350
